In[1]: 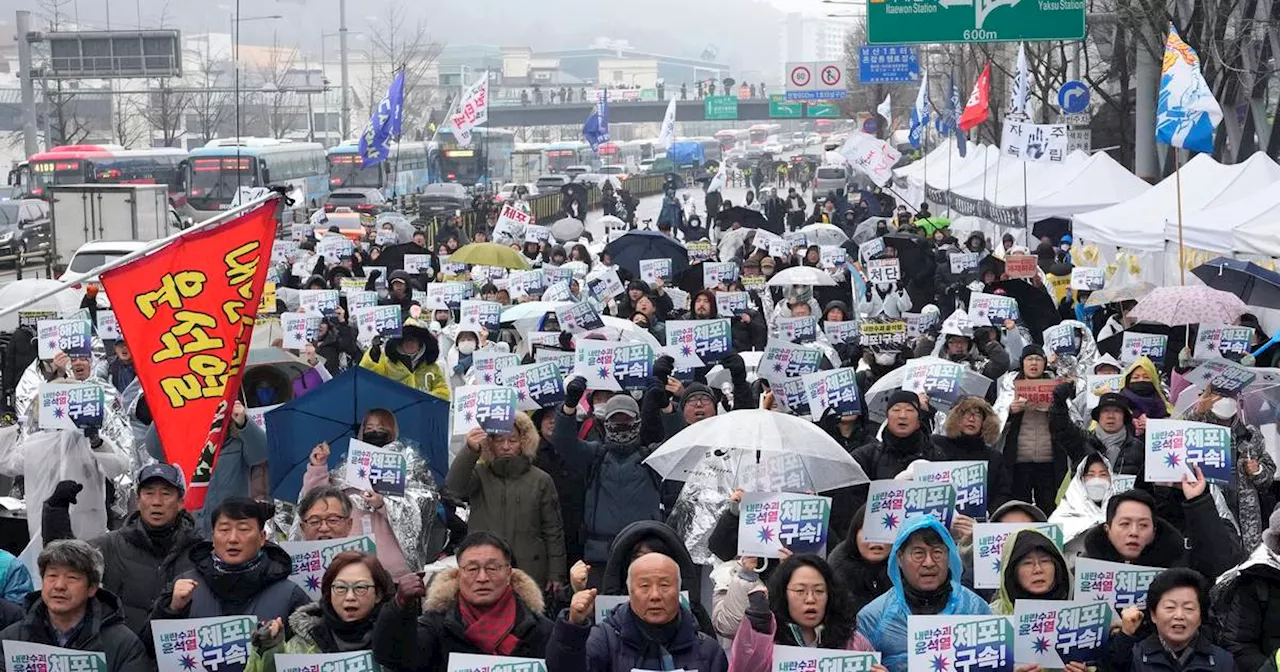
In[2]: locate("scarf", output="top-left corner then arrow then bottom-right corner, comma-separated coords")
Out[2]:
632,609 -> 682,670
315,601 -> 381,653
1094,426 -> 1128,465
459,585 -> 520,655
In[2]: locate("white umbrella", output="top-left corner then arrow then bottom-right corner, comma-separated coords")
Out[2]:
799,223 -> 849,246
643,410 -> 870,493
0,280 -> 83,333
767,266 -> 838,287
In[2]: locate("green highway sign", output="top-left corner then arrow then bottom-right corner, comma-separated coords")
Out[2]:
807,103 -> 841,118
769,95 -> 803,119
704,95 -> 739,120
867,0 -> 1085,44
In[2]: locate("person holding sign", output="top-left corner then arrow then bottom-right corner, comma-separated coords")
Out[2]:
448,415 -> 567,591
726,554 -> 885,672
855,516 -> 990,672
988,529 -> 1072,616
246,552 -> 394,669
359,318 -> 450,400
0,540 -> 147,672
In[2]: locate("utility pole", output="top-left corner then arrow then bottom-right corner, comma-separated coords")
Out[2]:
339,0 -> 350,139
17,10 -> 39,158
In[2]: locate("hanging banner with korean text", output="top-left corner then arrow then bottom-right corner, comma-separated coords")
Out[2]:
738,492 -> 833,558
100,200 -> 276,511
864,480 -> 957,543
1144,418 -> 1233,485
972,523 -> 1064,589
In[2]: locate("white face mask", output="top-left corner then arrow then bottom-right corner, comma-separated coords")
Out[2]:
457,341 -> 476,355
1084,477 -> 1110,503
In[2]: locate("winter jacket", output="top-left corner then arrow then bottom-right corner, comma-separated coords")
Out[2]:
551,408 -> 664,564
359,322 -> 450,400
1216,546 -> 1280,672
856,516 -> 992,672
40,503 -> 200,634
1129,633 -> 1235,672
0,591 -> 148,672
445,413 -> 567,586
599,521 -> 716,637
373,567 -> 552,672
728,604 -> 874,672
247,602 -> 387,672
150,542 -> 311,629
546,603 -> 728,672
933,397 -> 1013,516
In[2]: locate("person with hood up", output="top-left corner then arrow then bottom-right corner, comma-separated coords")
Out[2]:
1216,509 -> 1280,672
726,554 -> 884,672
998,345 -> 1065,515
856,516 -> 991,672
1121,356 -> 1173,437
246,552 -> 395,672
150,499 -> 310,634
361,317 -> 450,400
1181,389 -> 1275,553
0,540 -> 147,672
447,413 -> 567,591
826,505 -> 893,616
1048,454 -> 1120,566
374,532 -> 553,672
932,396 -> 1013,515
988,529 -> 1072,616
1051,386 -> 1144,475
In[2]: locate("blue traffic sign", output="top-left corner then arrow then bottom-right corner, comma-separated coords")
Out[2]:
858,45 -> 920,84
1057,81 -> 1090,114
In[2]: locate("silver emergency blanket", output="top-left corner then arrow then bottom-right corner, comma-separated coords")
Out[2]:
282,441 -> 440,572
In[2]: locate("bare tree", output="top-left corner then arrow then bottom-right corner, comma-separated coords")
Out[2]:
365,0 -> 443,137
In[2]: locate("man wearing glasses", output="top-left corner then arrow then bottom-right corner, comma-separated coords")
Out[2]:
855,516 -> 990,672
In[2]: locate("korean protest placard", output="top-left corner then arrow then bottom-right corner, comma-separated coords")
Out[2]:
37,382 -> 105,431
738,492 -> 833,558
99,201 -> 276,511
445,653 -> 547,672
866,258 -> 902,285
772,646 -> 880,672
1074,557 -> 1163,610
1013,600 -> 1112,666
1120,332 -> 1168,365
864,480 -> 957,543
275,652 -> 377,672
1184,359 -> 1257,397
640,258 -> 671,285
343,438 -> 407,496
915,461 -> 989,520
3,642 -> 106,672
908,615 -> 1015,672
1144,418 -> 1233,485
498,362 -> 565,411
282,312 -> 322,350
968,292 -> 1020,326
802,368 -> 861,421
459,300 -> 502,334
36,318 -> 91,359
775,315 -> 819,345
151,615 -> 256,672
972,523 -> 1064,589
277,536 -> 375,600
758,339 -> 825,385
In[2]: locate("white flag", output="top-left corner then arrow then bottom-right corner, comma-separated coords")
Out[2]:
1009,44 -> 1031,119
657,97 -> 678,149
877,93 -> 892,121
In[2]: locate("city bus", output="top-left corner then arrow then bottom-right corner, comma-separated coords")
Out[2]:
327,140 -> 434,198
15,145 -> 188,203
434,127 -> 516,187
511,143 -> 546,184
542,141 -> 592,173
185,138 -> 329,221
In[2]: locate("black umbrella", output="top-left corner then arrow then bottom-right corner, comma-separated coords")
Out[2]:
719,206 -> 780,236
603,231 -> 690,277
987,279 -> 1060,345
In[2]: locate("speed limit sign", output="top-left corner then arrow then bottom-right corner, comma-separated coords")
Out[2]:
788,63 -> 813,89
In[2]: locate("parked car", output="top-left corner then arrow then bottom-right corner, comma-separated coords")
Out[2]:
0,199 -> 50,266
324,188 -> 389,215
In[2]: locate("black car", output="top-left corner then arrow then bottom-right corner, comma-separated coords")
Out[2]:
0,199 -> 50,265
324,187 -> 389,215
417,183 -> 472,220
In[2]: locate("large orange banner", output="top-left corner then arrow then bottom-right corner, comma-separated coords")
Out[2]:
100,200 -> 278,510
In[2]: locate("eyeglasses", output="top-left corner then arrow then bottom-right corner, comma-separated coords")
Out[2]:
331,582 -> 376,597
460,563 -> 510,577
905,546 -> 949,564
303,515 -> 350,529
787,587 -> 828,599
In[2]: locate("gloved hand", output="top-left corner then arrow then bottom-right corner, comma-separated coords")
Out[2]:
721,353 -> 747,383
564,376 -> 588,408
652,355 -> 675,384
46,480 -> 83,508
368,336 -> 384,363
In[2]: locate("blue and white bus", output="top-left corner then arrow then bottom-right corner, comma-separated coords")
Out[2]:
327,140 -> 434,198
185,138 -> 329,221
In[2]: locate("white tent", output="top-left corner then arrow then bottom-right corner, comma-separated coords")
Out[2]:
1161,151 -> 1280,246
1026,151 -> 1151,222
1072,153 -> 1227,252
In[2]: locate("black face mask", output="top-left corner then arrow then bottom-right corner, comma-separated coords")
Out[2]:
362,431 -> 392,447
1128,381 -> 1157,397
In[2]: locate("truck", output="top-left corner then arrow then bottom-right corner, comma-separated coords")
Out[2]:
47,184 -> 176,270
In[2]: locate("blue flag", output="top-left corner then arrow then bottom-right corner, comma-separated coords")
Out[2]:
358,70 -> 406,168
1157,24 -> 1223,153
583,89 -> 610,152
909,70 -> 930,149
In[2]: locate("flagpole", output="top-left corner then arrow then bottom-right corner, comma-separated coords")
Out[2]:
0,193 -> 284,320
1175,149 -> 1186,285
